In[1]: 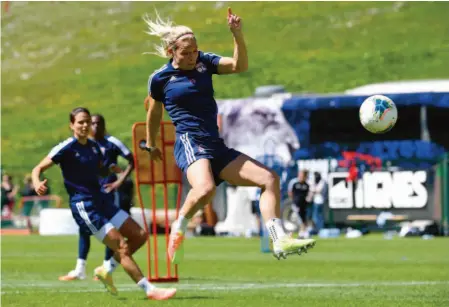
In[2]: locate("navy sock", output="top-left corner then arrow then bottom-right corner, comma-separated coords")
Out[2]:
104,246 -> 114,261
78,232 -> 91,260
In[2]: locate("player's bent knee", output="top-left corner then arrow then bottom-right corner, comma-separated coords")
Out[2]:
137,229 -> 148,246
117,240 -> 130,257
195,183 -> 216,202
103,228 -> 123,251
140,228 -> 149,240
261,170 -> 280,190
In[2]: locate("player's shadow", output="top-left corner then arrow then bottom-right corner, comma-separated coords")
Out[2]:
139,295 -> 216,301
174,295 -> 216,300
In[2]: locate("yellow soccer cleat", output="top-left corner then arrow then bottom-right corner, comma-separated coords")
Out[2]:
94,266 -> 118,295
273,235 -> 316,260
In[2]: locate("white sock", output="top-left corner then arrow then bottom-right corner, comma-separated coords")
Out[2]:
137,277 -> 156,295
103,258 -> 119,273
265,218 -> 286,244
75,258 -> 86,273
175,215 -> 189,234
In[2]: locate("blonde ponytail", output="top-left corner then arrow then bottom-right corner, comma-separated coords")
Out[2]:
143,11 -> 195,58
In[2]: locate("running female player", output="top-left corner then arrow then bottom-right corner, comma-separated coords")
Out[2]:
59,114 -> 136,282
32,107 -> 176,300
144,8 -> 316,263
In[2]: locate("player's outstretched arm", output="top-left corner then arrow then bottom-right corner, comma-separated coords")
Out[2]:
31,157 -> 54,196
217,7 -> 248,75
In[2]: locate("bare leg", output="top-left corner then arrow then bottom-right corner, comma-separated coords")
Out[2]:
167,159 -> 216,263
218,154 -> 291,247
101,227 -> 176,300
178,159 -> 217,220
118,217 -> 148,255
219,154 -> 281,223
102,228 -> 145,283
219,154 -> 316,259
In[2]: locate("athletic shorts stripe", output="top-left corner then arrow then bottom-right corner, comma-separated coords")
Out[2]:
180,133 -> 196,164
75,201 -> 98,234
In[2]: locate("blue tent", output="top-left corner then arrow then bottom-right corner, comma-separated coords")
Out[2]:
282,92 -> 449,111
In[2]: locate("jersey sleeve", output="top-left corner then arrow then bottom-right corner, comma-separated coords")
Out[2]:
200,51 -> 222,74
287,178 -> 298,192
108,136 -> 132,158
148,71 -> 164,102
47,139 -> 72,164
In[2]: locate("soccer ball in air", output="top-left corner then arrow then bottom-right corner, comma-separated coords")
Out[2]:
359,95 -> 398,134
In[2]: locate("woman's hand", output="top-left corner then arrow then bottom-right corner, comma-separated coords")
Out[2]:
227,7 -> 242,34
145,145 -> 163,162
34,179 -> 48,196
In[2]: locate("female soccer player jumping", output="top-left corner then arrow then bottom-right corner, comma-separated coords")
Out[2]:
144,8 -> 316,263
32,107 -> 176,300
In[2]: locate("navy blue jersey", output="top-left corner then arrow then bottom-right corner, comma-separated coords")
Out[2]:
148,51 -> 222,138
48,137 -> 106,201
288,178 -> 310,206
95,135 -> 132,185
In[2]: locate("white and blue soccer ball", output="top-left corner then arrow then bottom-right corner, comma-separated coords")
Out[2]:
359,95 -> 398,134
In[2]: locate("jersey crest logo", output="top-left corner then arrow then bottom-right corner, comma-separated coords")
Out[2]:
198,146 -> 206,153
100,147 -> 106,155
196,62 -> 207,73
169,76 -> 177,82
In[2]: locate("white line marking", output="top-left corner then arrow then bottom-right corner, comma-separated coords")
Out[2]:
1,281 -> 448,294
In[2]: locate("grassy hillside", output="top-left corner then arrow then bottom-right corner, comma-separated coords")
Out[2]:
2,1 -> 449,202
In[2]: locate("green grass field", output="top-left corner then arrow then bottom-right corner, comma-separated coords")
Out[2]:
2,235 -> 449,307
2,1 -> 449,201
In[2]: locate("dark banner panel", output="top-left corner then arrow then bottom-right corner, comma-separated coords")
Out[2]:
326,169 -> 439,223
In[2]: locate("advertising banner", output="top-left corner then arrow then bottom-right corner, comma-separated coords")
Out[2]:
327,169 -> 436,222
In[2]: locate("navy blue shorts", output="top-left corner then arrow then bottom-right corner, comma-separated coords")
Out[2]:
103,190 -> 120,209
70,196 -> 129,241
102,186 -> 131,213
174,133 -> 241,186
